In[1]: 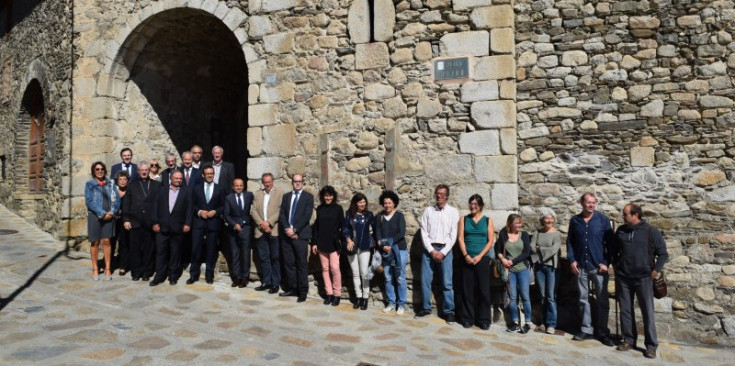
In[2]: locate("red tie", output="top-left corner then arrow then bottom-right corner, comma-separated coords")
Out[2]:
185,169 -> 190,184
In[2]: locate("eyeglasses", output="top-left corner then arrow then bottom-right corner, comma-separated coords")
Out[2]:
292,180 -> 303,183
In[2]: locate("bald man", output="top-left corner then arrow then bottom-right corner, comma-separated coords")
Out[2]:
223,179 -> 254,287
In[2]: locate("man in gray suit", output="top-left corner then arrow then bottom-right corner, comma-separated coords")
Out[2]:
278,173 -> 314,303
251,173 -> 284,294
209,146 -> 235,195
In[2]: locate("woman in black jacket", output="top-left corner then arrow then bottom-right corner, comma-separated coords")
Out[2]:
311,186 -> 344,306
495,214 -> 532,334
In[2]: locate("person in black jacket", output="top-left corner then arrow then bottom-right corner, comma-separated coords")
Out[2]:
123,162 -> 160,281
150,170 -> 193,286
278,174 -> 314,303
223,179 -> 254,288
311,185 -> 344,307
187,165 -> 225,285
495,214 -> 532,334
612,203 -> 669,359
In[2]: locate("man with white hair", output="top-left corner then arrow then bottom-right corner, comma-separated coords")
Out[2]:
208,146 -> 235,195
123,161 -> 160,281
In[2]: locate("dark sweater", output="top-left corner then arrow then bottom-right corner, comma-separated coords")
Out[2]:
376,211 -> 407,250
612,220 -> 669,279
313,203 -> 344,253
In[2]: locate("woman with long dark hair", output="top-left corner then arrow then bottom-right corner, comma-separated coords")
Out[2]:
343,193 -> 376,310
84,162 -> 120,280
312,185 -> 345,306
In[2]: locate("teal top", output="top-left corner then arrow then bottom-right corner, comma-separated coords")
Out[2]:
464,215 -> 490,257
506,238 -> 526,273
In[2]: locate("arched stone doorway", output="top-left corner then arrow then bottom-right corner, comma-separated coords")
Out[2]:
105,8 -> 249,178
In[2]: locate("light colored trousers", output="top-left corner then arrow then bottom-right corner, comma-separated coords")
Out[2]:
319,251 -> 341,296
348,250 -> 371,298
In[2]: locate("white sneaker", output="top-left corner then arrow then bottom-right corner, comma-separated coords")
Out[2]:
396,306 -> 405,315
383,305 -> 394,313
546,327 -> 555,334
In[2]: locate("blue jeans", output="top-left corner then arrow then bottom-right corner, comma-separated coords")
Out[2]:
421,250 -> 454,315
535,264 -> 558,328
508,268 -> 531,323
384,249 -> 408,307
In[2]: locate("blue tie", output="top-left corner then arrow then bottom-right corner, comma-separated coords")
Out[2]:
289,191 -> 300,227
205,184 -> 211,203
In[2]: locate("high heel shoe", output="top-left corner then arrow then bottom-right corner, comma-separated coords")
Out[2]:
105,270 -> 112,281
92,269 -> 99,281
323,295 -> 333,305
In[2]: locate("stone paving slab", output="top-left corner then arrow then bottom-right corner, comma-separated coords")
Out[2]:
0,204 -> 733,365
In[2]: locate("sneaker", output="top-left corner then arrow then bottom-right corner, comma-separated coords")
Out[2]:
506,323 -> 520,332
445,313 -> 456,324
383,305 -> 394,313
520,324 -> 531,334
546,327 -> 556,334
396,306 -> 405,315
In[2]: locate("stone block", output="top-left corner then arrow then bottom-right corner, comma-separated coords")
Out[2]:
248,16 -> 272,39
246,157 -> 283,180
561,50 -> 588,66
519,148 -> 537,162
356,131 -> 379,150
453,0 -> 492,11
346,157 -> 371,172
459,130 -> 500,156
482,55 -> 515,80
460,81 -> 499,103
248,84 -> 259,104
259,83 -> 295,103
499,80 -> 516,100
491,183 -> 519,210
355,43 -> 390,70
390,48 -> 414,65
708,185 -> 735,202
247,127 -> 263,156
364,83 -> 395,100
263,124 -> 296,155
451,184 -> 491,210
470,6 -> 514,29
490,28 -> 514,54
261,0 -> 301,12
630,147 -> 655,167
538,107 -> 581,119
628,85 -> 652,101
475,155 -> 517,183
699,95 -> 734,108
677,15 -> 702,27
263,32 -> 294,54
248,59 -> 266,83
440,31 -> 490,57
416,98 -> 442,118
248,104 -> 278,126
373,0 -> 395,42
641,100 -> 664,117
414,42 -> 433,61
500,128 -> 517,154
348,0 -> 370,44
471,100 -> 515,128
382,97 -> 407,118
630,16 -> 660,29
694,170 -> 726,187
422,154 -> 473,183
222,7 -> 247,31
518,126 -> 550,139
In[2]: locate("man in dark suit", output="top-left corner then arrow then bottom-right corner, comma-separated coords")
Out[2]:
187,165 -> 225,285
110,147 -> 139,182
209,146 -> 235,195
279,173 -> 314,302
150,170 -> 193,286
180,151 -> 202,188
160,153 -> 179,187
122,162 -> 160,281
223,178 -> 254,288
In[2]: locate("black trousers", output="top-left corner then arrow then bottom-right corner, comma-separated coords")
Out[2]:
257,233 -> 281,287
154,232 -> 183,281
190,227 -> 219,280
229,225 -> 252,281
617,275 -> 658,350
459,256 -> 492,326
113,218 -> 129,270
281,237 -> 309,296
128,226 -> 155,277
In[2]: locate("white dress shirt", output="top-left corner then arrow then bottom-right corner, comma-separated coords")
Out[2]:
420,204 -> 459,256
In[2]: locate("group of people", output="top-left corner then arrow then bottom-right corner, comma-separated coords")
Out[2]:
85,148 -> 669,359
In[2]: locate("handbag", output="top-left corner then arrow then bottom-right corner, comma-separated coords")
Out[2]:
492,243 -> 509,283
647,228 -> 668,299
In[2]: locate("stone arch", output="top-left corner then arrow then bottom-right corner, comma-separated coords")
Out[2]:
94,1 -> 254,178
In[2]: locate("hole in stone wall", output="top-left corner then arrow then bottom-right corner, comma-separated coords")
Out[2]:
1,155 -> 5,180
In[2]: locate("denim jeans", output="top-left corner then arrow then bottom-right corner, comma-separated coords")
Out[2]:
508,268 -> 531,323
577,268 -> 610,337
384,249 -> 408,307
535,264 -> 558,328
421,250 -> 455,315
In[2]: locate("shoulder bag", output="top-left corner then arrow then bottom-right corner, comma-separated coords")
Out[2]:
648,228 -> 667,299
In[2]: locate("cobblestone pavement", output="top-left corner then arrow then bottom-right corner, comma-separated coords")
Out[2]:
0,205 -> 732,365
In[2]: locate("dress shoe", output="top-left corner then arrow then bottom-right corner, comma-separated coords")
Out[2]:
479,323 -> 490,330
206,278 -> 213,284
352,299 -> 360,309
269,286 -> 279,294
643,350 -> 656,359
186,277 -> 197,285
238,280 -> 248,288
169,279 -> 178,285
149,278 -> 163,286
445,313 -> 456,324
415,309 -> 431,318
141,276 -> 150,281
331,297 -> 340,306
616,343 -> 633,352
572,333 -> 595,341
280,291 -> 297,297
599,335 -> 614,347
231,279 -> 241,287
323,295 -> 334,305
461,322 -> 473,329
254,285 -> 269,291
297,296 -> 307,303
360,298 -> 368,311
132,276 -> 140,281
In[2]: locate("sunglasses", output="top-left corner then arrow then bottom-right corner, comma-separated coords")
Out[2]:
150,164 -> 160,167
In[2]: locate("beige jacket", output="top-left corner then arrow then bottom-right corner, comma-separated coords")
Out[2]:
251,187 -> 283,238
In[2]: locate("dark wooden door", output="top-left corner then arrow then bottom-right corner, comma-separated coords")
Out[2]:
28,100 -> 44,193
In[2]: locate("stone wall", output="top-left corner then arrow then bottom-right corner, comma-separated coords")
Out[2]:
515,0 -> 735,345
0,0 -> 73,235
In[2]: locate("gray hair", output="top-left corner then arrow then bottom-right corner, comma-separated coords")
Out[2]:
539,208 -> 557,223
212,145 -> 224,154
138,161 -> 150,169
165,152 -> 177,160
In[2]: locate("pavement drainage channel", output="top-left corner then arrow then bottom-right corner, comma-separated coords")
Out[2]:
0,229 -> 18,235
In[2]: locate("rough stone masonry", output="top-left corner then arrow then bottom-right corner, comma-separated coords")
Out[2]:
0,0 -> 733,346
